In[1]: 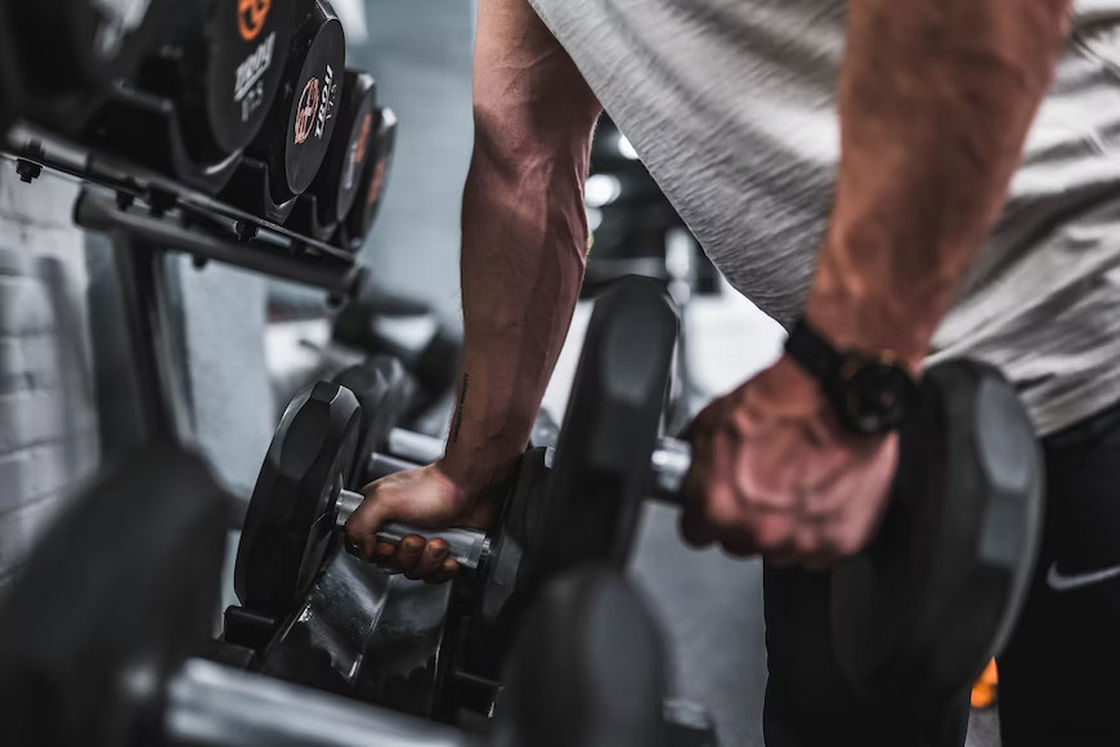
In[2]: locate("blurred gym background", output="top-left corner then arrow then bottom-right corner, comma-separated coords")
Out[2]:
0,3 -> 997,745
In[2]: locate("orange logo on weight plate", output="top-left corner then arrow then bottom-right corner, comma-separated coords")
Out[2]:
354,113 -> 372,165
239,0 -> 271,42
294,77 -> 321,144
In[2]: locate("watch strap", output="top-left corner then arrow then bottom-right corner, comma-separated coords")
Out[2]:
785,318 -> 843,386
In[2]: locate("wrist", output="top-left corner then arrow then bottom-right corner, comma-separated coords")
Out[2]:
804,289 -> 928,376
439,436 -> 525,496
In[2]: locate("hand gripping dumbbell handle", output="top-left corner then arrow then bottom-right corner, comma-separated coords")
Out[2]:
336,438 -> 690,567
336,489 -> 491,572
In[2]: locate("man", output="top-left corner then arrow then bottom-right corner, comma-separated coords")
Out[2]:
347,0 -> 1120,744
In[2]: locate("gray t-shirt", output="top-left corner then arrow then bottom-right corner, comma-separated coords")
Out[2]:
528,0 -> 1120,434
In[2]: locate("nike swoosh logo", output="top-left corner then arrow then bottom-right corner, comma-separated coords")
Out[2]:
1046,562 -> 1120,592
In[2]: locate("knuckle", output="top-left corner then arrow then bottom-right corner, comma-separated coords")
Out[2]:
753,517 -> 790,549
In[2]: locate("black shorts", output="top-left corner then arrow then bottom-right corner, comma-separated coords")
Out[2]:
763,398 -> 1120,747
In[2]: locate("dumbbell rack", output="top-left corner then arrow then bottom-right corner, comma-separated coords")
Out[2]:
4,125 -> 365,297
3,117 -> 368,458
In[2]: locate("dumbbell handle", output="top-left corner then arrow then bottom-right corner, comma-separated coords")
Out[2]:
337,438 -> 691,568
337,489 -> 492,572
382,428 -> 692,503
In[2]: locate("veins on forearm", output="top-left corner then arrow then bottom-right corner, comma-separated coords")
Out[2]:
808,0 -> 1072,356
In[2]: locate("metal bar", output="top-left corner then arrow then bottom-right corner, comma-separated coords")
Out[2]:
336,489 -> 490,573
165,658 -> 474,747
386,428 -> 446,465
76,190 -> 363,296
112,237 -> 193,445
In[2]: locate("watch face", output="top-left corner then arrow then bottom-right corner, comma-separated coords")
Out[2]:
839,359 -> 918,435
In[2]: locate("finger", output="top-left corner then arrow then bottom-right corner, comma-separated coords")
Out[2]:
409,539 -> 450,579
345,483 -> 399,560
424,558 -> 461,585
395,535 -> 426,575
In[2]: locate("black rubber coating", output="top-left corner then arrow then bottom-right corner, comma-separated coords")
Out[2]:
525,276 -> 679,584
499,567 -> 668,747
312,69 -> 377,225
331,355 -> 416,488
830,359 -> 1044,708
0,0 -> 166,126
203,0 -> 295,154
344,106 -> 397,244
0,443 -> 229,747
235,380 -> 361,615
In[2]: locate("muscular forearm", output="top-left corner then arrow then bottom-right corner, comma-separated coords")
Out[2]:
807,0 -> 1072,369
442,0 -> 601,490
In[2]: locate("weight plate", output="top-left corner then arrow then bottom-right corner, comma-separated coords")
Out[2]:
331,355 -> 416,488
497,567 -> 668,747
281,1 -> 345,196
1,0 -> 166,126
204,0 -> 294,153
830,360 -> 1043,707
248,0 -> 346,202
235,380 -> 362,615
19,0 -> 164,87
0,443 -> 228,747
345,106 -> 397,244
525,276 -> 679,584
312,69 -> 377,224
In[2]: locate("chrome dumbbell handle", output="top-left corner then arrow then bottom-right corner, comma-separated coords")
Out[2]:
339,436 -> 692,569
336,489 -> 490,572
649,437 -> 691,505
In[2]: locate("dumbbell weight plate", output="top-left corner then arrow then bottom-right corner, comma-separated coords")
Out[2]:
464,277 -> 681,678
523,276 -> 679,584
139,0 -> 294,159
331,355 -> 416,488
235,380 -> 362,615
0,443 -> 229,747
248,0 -> 345,203
0,0 -> 167,128
310,69 -> 378,226
203,0 -> 293,153
343,106 -> 397,247
830,360 -> 1043,707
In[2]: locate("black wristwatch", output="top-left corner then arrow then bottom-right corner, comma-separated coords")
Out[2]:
784,318 -> 919,436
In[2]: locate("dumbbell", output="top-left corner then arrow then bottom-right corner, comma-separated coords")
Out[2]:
294,70 -> 379,233
339,106 -> 397,248
235,275 -> 1043,711
135,0 -> 295,163
235,277 -> 679,623
367,357 -> 1044,708
245,0 -> 345,205
331,285 -> 464,418
330,437 -> 690,575
0,444 -> 676,746
0,0 -> 166,130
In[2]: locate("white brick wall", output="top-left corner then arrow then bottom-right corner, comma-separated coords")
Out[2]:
0,163 -> 99,586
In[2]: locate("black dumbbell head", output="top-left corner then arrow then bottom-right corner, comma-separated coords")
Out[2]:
344,106 -> 397,246
311,69 -> 378,225
830,359 -> 1043,708
496,567 -> 668,747
235,380 -> 361,615
525,276 -> 678,584
201,0 -> 296,154
331,356 -> 416,488
0,443 -> 228,747
250,0 -> 346,202
0,0 -> 167,128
